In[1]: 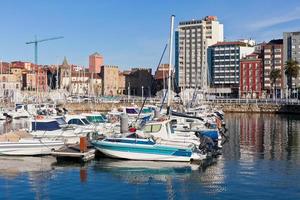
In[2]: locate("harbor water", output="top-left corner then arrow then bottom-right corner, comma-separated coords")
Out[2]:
0,113 -> 300,200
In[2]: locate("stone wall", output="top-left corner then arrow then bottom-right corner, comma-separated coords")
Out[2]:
216,103 -> 300,114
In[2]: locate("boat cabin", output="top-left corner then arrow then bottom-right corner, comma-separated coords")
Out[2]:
65,115 -> 91,126
30,117 -> 67,131
82,113 -> 108,123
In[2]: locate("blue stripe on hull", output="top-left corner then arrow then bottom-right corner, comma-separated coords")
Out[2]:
92,141 -> 192,157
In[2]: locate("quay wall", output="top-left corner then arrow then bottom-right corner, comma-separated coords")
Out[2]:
212,103 -> 300,114
61,102 -> 300,114
60,102 -> 144,113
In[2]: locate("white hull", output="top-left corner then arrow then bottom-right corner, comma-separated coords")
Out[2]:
30,130 -> 86,144
96,148 -> 202,162
0,140 -> 64,156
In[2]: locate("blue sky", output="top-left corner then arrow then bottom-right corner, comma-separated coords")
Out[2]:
0,0 -> 300,70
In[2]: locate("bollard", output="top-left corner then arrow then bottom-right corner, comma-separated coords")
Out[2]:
120,114 -> 129,133
80,137 -> 87,153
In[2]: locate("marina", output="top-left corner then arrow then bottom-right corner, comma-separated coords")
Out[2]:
0,113 -> 299,200
1,0 -> 300,199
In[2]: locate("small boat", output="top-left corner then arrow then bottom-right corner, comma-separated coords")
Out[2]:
29,116 -> 89,144
0,131 -> 64,156
91,137 -> 206,162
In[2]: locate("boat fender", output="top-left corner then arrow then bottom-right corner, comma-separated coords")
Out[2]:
36,115 -> 44,120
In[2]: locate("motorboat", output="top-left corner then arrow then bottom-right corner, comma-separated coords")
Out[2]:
0,130 -> 64,156
29,116 -> 90,144
91,137 -> 206,162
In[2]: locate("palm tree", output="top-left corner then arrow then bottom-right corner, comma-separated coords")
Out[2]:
285,59 -> 300,97
270,68 -> 281,99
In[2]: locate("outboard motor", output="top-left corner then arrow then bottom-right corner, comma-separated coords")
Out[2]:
198,135 -> 214,154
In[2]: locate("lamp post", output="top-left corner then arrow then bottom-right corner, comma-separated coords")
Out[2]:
141,85 -> 144,101
128,82 -> 130,103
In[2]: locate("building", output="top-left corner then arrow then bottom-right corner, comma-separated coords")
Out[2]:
59,57 -> 72,91
262,39 -> 284,97
283,32 -> 300,92
89,52 -> 103,73
118,72 -> 126,95
125,68 -> 154,97
0,73 -> 22,101
154,64 -> 170,92
100,65 -> 120,96
240,53 -> 263,98
209,41 -> 254,97
175,16 -> 224,91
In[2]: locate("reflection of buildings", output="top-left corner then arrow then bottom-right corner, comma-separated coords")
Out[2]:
225,113 -> 299,162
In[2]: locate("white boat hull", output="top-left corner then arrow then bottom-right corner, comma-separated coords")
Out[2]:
97,148 -> 192,162
0,140 -> 64,156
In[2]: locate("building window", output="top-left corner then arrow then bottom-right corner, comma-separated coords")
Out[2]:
274,48 -> 281,52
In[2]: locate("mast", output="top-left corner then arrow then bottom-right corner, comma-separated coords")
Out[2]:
167,15 -> 175,113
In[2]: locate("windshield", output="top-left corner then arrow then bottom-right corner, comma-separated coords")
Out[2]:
81,118 -> 91,125
143,124 -> 162,133
126,108 -> 138,114
87,116 -> 105,123
56,117 -> 67,125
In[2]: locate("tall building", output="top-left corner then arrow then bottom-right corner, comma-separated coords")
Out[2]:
240,53 -> 263,98
262,39 -> 284,97
283,32 -> 300,91
209,41 -> 254,97
175,16 -> 224,91
89,52 -> 103,73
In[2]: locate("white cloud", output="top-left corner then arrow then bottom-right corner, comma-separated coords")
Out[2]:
250,7 -> 300,30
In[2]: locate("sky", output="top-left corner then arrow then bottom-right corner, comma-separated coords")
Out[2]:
0,0 -> 300,70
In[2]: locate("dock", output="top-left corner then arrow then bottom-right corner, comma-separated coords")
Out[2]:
51,144 -> 95,162
51,137 -> 95,163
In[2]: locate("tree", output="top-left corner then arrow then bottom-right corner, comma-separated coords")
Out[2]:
270,68 -> 281,99
285,60 -> 300,95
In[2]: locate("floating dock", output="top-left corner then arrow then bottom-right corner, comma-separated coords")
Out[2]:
51,137 -> 95,163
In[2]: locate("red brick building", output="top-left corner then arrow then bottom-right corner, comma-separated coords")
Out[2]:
89,52 -> 103,73
240,53 -> 263,98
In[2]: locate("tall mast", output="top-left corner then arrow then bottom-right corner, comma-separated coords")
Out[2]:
167,15 -> 175,111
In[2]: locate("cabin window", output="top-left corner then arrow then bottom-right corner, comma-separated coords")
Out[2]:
68,118 -> 84,125
143,125 -> 152,133
151,124 -> 161,132
186,119 -> 194,123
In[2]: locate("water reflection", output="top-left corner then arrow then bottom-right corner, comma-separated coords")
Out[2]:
0,156 -> 56,200
224,113 -> 300,163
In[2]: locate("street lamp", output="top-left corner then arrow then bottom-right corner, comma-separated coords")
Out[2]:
141,85 -> 144,100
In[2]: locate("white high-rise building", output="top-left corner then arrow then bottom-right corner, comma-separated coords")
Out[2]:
175,16 -> 224,91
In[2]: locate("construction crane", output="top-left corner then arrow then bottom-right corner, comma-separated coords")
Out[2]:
26,36 -> 64,99
26,36 -> 64,65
